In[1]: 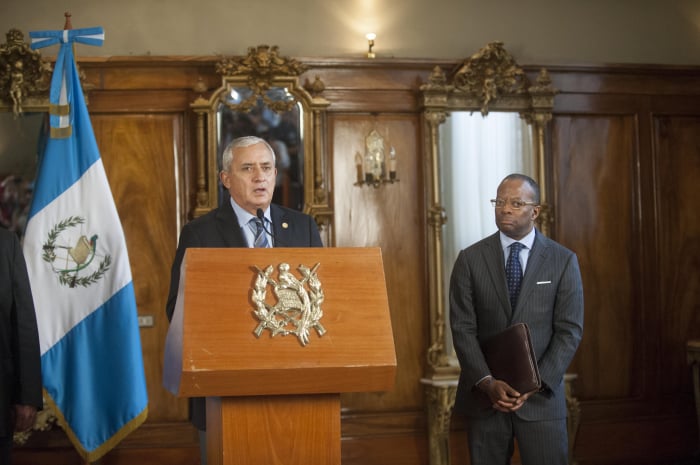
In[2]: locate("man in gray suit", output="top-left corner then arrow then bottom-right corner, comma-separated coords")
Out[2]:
449,173 -> 584,465
165,136 -> 323,464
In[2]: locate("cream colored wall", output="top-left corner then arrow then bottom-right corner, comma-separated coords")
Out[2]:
3,0 -> 700,65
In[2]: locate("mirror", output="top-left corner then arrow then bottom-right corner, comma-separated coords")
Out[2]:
418,42 -> 557,465
440,111 -> 535,268
0,112 -> 46,238
190,45 -> 332,240
0,28 -> 52,243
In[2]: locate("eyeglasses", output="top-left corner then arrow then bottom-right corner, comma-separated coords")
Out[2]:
490,198 -> 539,209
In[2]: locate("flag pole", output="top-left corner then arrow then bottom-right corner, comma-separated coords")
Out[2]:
63,11 -> 73,30
63,13 -> 90,465
63,12 -> 78,61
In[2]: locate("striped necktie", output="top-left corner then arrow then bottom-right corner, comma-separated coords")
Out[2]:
506,242 -> 524,309
252,218 -> 269,248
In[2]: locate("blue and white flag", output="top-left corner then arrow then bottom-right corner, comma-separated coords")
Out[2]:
23,27 -> 148,461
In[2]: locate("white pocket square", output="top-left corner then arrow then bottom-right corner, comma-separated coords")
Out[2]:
537,280 -> 552,285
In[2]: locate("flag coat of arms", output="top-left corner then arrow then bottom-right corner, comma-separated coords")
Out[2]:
23,26 -> 148,461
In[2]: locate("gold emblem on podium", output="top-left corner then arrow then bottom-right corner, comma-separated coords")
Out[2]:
252,262 -> 326,346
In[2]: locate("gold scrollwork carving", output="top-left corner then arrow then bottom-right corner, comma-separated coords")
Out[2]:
427,205 -> 448,229
452,41 -> 528,116
216,45 -> 308,113
0,28 -> 52,116
12,400 -> 58,446
424,382 -> 458,465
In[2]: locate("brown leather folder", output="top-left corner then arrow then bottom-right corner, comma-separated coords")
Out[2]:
481,323 -> 542,394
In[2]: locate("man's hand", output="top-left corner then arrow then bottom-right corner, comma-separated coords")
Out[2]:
13,404 -> 37,432
478,377 -> 535,412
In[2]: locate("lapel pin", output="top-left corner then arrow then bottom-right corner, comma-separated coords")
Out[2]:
282,222 -> 289,229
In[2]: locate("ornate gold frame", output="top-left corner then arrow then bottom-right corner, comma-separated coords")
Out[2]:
418,42 -> 564,465
190,45 -> 332,239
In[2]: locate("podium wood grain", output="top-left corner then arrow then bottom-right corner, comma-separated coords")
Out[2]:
207,394 -> 340,465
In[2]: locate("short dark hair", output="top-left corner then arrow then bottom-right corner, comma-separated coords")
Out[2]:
501,173 -> 540,204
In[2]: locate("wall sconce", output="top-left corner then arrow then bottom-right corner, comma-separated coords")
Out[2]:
355,129 -> 399,188
366,33 -> 376,59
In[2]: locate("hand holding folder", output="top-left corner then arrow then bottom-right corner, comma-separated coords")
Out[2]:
480,323 -> 542,394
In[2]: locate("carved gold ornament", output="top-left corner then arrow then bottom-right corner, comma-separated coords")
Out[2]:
0,28 -> 52,116
251,262 -> 326,346
13,399 -> 58,445
452,41 -> 528,115
216,45 -> 308,113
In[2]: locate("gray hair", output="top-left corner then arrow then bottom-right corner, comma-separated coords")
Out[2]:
221,136 -> 276,173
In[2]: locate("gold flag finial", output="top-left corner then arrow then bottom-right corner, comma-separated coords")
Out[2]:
64,12 -> 73,30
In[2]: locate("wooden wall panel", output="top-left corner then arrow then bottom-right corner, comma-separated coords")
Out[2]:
653,115 -> 700,396
93,113 -> 188,423
329,112 -> 429,465
331,114 -> 427,413
550,71 -> 700,464
552,114 -> 640,401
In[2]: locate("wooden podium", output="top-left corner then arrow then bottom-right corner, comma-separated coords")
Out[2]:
163,247 -> 397,465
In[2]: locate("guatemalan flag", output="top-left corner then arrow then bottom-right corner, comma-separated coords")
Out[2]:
22,27 -> 148,461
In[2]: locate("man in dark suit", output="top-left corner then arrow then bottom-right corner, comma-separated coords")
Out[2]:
165,136 -> 323,463
0,227 -> 42,464
449,173 -> 584,465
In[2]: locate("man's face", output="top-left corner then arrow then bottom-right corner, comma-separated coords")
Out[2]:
220,142 -> 277,215
494,178 -> 540,240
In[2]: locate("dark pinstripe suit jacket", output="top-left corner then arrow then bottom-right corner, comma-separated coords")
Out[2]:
0,228 -> 42,437
449,229 -> 584,421
165,199 -> 323,431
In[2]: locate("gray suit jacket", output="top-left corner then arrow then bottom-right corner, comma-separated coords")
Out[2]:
449,229 -> 584,421
165,199 -> 323,430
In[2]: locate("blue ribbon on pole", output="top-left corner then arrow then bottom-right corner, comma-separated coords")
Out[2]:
29,27 -> 104,135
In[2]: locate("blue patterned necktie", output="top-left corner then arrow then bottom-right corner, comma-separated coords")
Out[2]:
506,242 -> 524,309
252,218 -> 269,248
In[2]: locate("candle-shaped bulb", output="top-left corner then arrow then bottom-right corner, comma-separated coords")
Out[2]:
355,152 -> 363,184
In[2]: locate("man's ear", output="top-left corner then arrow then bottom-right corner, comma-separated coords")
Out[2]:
220,170 -> 230,189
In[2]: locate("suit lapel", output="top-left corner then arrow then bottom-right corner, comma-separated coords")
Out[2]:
271,204 -> 298,247
483,233 -> 512,318
511,230 -> 549,320
270,205 -> 284,247
215,199 -> 247,247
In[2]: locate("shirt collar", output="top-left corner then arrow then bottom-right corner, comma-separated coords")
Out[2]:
229,197 -> 271,227
499,227 -> 536,251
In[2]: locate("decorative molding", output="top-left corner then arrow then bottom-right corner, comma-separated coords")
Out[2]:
422,380 -> 458,465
